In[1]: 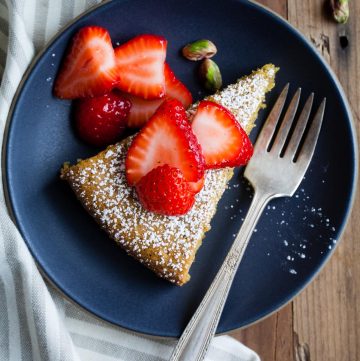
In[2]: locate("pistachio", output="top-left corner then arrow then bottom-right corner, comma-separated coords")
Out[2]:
199,59 -> 222,93
182,39 -> 217,61
331,0 -> 349,24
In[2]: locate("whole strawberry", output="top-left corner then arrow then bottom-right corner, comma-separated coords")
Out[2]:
135,164 -> 196,216
75,92 -> 131,147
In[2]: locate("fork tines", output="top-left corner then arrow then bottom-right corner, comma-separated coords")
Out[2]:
255,84 -> 326,164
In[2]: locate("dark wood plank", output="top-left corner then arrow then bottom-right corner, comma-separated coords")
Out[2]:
231,303 -> 293,361
254,0 -> 287,18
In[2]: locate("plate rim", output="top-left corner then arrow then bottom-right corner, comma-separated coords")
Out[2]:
2,0 -> 358,338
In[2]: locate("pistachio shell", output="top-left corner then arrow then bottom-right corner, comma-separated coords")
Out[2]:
182,39 -> 217,61
199,59 -> 222,93
331,0 -> 349,24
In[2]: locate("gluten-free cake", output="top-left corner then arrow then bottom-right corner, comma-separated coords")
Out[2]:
61,64 -> 277,285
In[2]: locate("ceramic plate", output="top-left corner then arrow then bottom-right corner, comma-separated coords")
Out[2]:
4,0 -> 357,337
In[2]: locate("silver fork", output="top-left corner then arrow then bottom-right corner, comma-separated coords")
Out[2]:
169,85 -> 326,361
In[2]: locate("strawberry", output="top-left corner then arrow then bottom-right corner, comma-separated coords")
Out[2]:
188,176 -> 205,194
74,92 -> 131,146
122,63 -> 193,128
121,93 -> 163,128
126,99 -> 205,186
164,63 -> 193,108
115,34 -> 167,100
136,165 -> 195,216
54,26 -> 118,99
191,101 -> 253,169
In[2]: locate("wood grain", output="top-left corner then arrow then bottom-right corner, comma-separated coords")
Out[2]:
289,1 -> 359,360
231,1 -> 360,360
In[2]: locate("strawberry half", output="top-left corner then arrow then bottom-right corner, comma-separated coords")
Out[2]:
126,99 -> 205,186
164,63 -> 193,108
120,92 -> 163,128
115,34 -> 167,100
122,63 -> 193,128
54,26 -> 118,99
191,101 -> 253,169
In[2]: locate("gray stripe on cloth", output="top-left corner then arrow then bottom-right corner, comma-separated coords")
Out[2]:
65,302 -> 172,347
3,234 -> 40,361
0,17 -> 8,36
64,302 -> 176,348
0,47 -> 6,67
71,333 -> 166,361
59,319 -> 77,361
7,0 -> 22,16
64,303 -> 104,327
0,71 -> 14,102
33,0 -> 49,49
4,0 -> 33,70
86,0 -> 99,8
31,272 -> 52,361
8,28 -> 29,72
0,278 -> 10,360
0,0 -> 7,11
60,0 -> 74,29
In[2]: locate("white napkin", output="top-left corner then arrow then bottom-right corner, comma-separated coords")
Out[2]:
0,0 -> 261,360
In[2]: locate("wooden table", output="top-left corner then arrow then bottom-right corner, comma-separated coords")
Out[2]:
230,1 -> 360,360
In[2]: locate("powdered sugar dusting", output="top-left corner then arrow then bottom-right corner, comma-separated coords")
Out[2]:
188,64 -> 276,133
61,64 -> 277,285
63,141 -> 232,285
210,65 -> 275,131
221,170 -> 337,278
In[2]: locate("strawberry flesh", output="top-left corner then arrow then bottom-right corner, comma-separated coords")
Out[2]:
191,100 -> 253,169
120,92 -> 163,128
164,63 -> 193,108
115,34 -> 167,100
54,26 -> 118,99
122,63 -> 193,128
126,99 -> 205,185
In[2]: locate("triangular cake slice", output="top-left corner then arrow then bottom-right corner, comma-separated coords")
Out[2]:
61,64 -> 277,285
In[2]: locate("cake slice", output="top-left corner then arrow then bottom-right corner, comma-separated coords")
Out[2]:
61,64 -> 277,285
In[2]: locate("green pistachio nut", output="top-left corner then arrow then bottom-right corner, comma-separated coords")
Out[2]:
182,39 -> 217,61
331,0 -> 349,24
199,59 -> 222,93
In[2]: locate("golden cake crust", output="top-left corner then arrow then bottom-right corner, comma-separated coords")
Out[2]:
61,64 -> 277,285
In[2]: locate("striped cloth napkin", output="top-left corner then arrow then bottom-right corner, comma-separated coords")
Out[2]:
0,0 -> 261,360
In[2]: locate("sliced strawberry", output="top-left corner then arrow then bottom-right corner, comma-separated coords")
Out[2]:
115,34 -> 167,100
191,101 -> 253,169
122,63 -> 193,128
188,176 -> 205,194
120,92 -> 163,128
164,63 -> 193,108
126,99 -> 205,186
54,26 -> 118,99
136,165 -> 195,216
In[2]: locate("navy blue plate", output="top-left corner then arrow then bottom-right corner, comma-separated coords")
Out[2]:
4,0 -> 357,337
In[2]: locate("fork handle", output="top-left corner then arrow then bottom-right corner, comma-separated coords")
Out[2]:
169,190 -> 273,361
